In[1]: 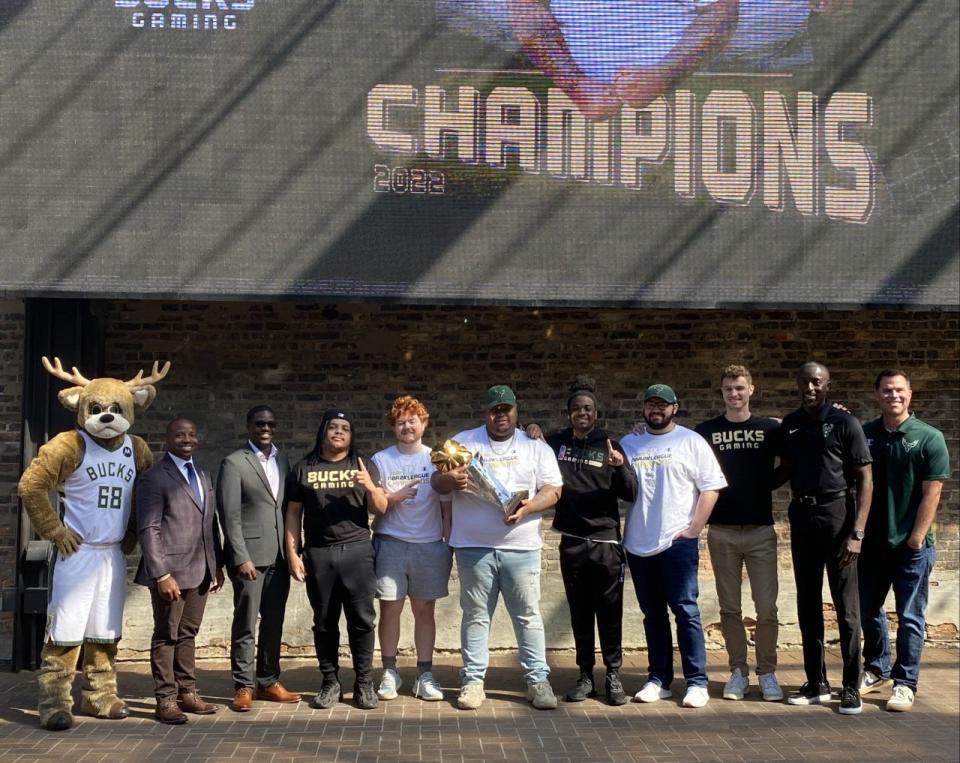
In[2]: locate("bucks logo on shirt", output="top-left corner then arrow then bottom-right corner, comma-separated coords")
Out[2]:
61,430 -> 136,545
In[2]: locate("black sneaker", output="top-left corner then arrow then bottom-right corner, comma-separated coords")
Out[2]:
786,682 -> 832,705
605,671 -> 628,706
838,686 -> 862,715
310,678 -> 342,709
354,681 -> 379,710
564,672 -> 596,702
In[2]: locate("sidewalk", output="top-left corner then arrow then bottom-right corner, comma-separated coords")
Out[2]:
0,648 -> 956,763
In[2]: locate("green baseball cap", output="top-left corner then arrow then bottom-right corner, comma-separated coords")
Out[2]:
643,384 -> 678,404
486,384 -> 517,409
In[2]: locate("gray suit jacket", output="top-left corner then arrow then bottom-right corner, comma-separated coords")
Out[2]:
216,445 -> 290,569
135,454 -> 222,590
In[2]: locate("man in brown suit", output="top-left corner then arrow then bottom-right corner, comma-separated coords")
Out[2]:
136,417 -> 224,724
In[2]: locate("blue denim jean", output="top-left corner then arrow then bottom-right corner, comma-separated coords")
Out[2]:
859,540 -> 936,692
455,547 -> 549,685
626,538 -> 708,689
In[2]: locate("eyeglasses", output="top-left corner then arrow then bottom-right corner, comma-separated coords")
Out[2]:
253,420 -> 277,429
643,400 -> 674,410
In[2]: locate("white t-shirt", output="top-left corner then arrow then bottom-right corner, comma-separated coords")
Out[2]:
448,426 -> 564,551
620,425 -> 727,556
371,445 -> 445,543
550,0 -> 810,82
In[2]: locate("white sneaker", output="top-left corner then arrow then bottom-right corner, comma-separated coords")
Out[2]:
634,679 -> 672,703
758,672 -> 784,702
376,668 -> 402,700
723,668 -> 749,700
413,672 -> 444,701
457,681 -> 485,710
886,685 -> 915,712
682,686 -> 710,708
526,681 -> 559,710
859,670 -> 890,695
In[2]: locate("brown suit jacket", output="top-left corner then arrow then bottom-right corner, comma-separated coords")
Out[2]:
135,453 -> 222,590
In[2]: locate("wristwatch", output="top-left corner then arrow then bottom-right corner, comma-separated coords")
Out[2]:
851,528 -> 865,541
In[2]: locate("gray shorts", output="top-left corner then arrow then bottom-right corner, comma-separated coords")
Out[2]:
373,535 -> 452,601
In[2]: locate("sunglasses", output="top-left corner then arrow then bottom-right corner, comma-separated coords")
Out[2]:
253,420 -> 277,429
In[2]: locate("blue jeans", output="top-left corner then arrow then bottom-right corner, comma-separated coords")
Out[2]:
859,540 -> 936,691
627,539 -> 708,689
455,547 -> 549,685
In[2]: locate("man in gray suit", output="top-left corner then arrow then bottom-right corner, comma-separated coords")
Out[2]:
217,405 -> 301,711
136,417 -> 224,725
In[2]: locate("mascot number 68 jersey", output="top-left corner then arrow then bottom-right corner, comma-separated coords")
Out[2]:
61,430 -> 137,546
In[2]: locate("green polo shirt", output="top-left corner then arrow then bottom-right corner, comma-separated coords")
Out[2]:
863,414 -> 950,549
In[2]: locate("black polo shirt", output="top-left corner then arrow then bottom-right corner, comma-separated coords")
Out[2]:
780,401 -> 872,498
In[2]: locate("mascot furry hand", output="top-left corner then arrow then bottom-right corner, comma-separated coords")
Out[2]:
18,357 -> 170,731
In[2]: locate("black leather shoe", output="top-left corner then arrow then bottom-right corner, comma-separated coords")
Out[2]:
564,672 -> 596,702
605,671 -> 628,706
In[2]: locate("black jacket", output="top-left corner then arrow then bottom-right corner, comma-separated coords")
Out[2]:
546,427 -> 638,541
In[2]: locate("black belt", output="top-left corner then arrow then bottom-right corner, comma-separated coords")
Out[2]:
793,491 -> 848,506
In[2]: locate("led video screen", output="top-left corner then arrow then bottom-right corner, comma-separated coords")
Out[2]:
0,1 -> 957,306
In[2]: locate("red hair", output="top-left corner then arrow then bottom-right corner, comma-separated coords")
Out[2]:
387,395 -> 430,426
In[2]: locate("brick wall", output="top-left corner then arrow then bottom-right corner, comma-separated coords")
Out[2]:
1,300 -> 957,662
0,301 -> 24,661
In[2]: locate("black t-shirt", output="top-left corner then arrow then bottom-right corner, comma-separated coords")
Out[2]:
780,402 -> 872,497
287,454 -> 381,547
695,415 -> 780,525
546,427 -> 638,541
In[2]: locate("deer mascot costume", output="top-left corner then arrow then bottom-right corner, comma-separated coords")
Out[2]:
18,357 -> 170,731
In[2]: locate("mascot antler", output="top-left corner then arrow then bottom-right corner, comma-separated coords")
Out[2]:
124,361 -> 171,388
41,357 -> 92,387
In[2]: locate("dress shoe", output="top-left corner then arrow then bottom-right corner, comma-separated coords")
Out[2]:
177,690 -> 218,714
255,682 -> 302,703
231,687 -> 254,712
155,698 -> 187,725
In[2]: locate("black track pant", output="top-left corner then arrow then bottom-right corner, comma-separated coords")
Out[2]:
303,541 -> 376,682
559,536 -> 625,673
789,496 -> 861,690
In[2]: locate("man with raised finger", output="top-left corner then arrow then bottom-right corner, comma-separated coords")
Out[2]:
284,410 -> 388,711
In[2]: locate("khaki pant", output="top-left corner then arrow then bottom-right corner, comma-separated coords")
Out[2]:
707,524 -> 779,676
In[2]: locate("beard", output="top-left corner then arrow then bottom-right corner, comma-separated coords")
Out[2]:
643,410 -> 675,431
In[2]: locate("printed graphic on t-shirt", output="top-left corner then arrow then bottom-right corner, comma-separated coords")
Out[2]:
630,448 -> 674,469
708,428 -> 766,451
307,468 -> 357,490
481,452 -> 520,479
557,444 -> 605,468
383,466 -> 431,493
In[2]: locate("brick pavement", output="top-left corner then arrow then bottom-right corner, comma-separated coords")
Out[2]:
0,648 -> 956,763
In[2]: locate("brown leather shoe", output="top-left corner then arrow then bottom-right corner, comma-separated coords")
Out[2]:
156,698 -> 187,725
177,690 -> 218,715
255,682 -> 302,703
231,687 -> 254,712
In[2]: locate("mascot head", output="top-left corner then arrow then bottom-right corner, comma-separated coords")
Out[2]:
42,356 -> 171,443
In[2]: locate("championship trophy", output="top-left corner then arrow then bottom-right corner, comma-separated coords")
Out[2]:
431,439 -> 527,518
